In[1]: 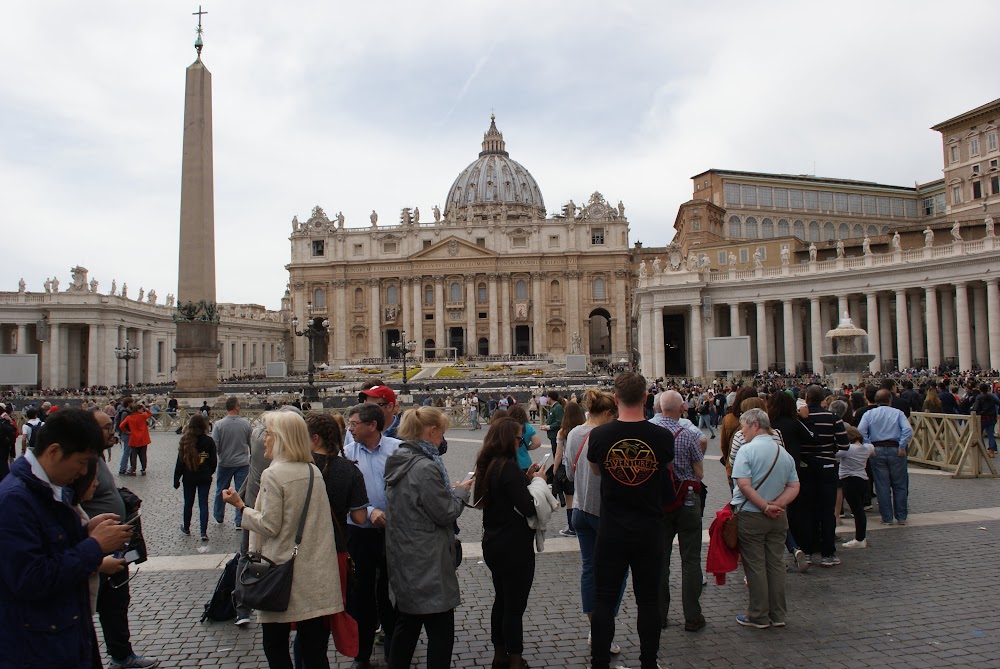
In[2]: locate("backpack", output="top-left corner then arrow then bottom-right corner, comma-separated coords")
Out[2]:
114,408 -> 130,434
201,553 -> 240,622
0,419 -> 17,457
23,421 -> 41,453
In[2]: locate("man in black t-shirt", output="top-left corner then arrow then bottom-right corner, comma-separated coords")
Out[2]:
588,372 -> 674,669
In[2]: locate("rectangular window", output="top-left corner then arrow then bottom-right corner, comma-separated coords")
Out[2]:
992,175 -> 1000,196
991,158 -> 999,169
772,188 -> 788,208
383,241 -> 397,254
818,191 -> 834,211
952,185 -> 962,204
741,185 -> 757,206
549,235 -> 559,248
950,145 -> 960,163
478,312 -> 487,319
973,164 -> 981,175
476,238 -> 486,247
935,193 -> 946,212
877,197 -> 891,216
904,199 -> 918,217
862,195 -> 877,214
891,198 -> 905,216
512,236 -> 527,248
973,181 -> 983,199
718,251 -> 727,265
803,191 -> 819,210
834,193 -> 849,212
988,132 -> 998,153
353,243 -> 363,256
970,137 -> 981,156
739,248 -> 749,263
312,240 -> 325,256
590,228 -> 605,245
849,194 -> 862,213
757,187 -> 772,207
789,189 -> 804,209
923,196 -> 934,216
724,183 -> 741,206
425,313 -> 434,320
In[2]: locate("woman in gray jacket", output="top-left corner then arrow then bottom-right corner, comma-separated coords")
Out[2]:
384,407 -> 473,669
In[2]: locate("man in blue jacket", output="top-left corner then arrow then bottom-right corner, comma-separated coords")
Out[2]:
0,409 -> 134,669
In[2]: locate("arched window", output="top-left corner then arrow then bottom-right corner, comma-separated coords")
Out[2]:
729,215 -> 742,237
881,226 -> 890,236
550,279 -> 561,300
450,282 -> 461,303
353,333 -> 365,355
762,218 -> 774,238
823,222 -> 835,241
853,224 -> 863,238
593,277 -> 606,300
745,217 -> 758,239
477,282 -> 487,303
424,285 -> 434,306
838,223 -> 849,239
354,287 -> 364,308
386,284 -> 398,306
868,225 -> 878,237
793,220 -> 805,239
809,221 -> 820,242
515,280 -> 527,300
313,288 -> 326,309
778,219 -> 789,237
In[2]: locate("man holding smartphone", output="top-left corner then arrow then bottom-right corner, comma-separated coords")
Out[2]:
83,408 -> 160,668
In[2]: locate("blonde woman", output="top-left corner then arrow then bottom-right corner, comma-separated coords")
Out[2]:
222,411 -> 342,669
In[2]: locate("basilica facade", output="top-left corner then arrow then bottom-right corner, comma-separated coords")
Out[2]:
285,116 -> 633,370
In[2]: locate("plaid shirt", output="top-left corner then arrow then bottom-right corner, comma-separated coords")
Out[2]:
651,415 -> 703,481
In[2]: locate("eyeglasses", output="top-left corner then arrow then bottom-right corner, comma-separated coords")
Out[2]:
368,401 -> 388,407
347,420 -> 369,428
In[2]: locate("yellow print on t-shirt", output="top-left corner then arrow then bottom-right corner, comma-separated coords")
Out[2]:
604,439 -> 658,486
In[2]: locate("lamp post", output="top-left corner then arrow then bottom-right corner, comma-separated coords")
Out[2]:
292,301 -> 330,403
392,331 -> 418,395
114,338 -> 140,395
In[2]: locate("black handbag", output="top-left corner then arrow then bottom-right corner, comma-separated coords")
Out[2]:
235,465 -> 315,612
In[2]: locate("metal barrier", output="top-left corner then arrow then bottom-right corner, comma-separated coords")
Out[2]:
908,411 -> 999,478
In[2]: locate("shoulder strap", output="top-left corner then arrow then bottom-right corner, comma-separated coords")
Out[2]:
293,464 -> 315,551
736,444 -> 782,513
571,432 -> 591,473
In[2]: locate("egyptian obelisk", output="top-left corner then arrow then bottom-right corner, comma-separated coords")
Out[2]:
174,7 -> 221,400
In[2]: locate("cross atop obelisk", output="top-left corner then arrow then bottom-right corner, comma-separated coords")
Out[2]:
193,6 -> 207,57
174,7 -> 221,401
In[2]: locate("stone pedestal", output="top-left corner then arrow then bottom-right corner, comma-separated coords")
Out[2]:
174,321 -> 220,397
565,355 -> 587,372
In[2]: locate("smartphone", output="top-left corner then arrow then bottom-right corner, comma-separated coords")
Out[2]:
463,471 -> 475,482
125,513 -> 141,526
123,549 -> 141,564
538,453 -> 550,468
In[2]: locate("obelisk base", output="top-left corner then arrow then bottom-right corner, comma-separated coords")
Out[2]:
174,321 -> 221,399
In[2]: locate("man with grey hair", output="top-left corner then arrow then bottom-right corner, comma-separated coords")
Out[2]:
651,391 -> 705,632
858,389 -> 912,526
731,408 -> 799,629
344,402 -> 402,668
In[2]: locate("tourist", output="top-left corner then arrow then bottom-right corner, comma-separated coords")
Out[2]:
972,382 -> 998,457
115,397 -> 134,475
474,418 -> 545,669
801,385 -> 849,567
922,386 -> 943,413
765,391 -> 814,571
697,392 -> 716,438
838,426 -> 874,548
221,411 -> 343,669
384,407 -> 472,669
173,414 -> 217,541
508,405 -> 541,472
527,396 -> 538,422
119,402 -> 153,476
544,391 -> 564,448
731,408 -> 800,629
721,386 -> 760,482
212,397 -> 253,529
553,400 -> 586,537
858,389 -> 913,526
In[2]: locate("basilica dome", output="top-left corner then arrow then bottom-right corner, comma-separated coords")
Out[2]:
443,115 -> 546,221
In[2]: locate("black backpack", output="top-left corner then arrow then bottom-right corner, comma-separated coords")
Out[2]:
0,420 -> 17,458
201,553 -> 240,622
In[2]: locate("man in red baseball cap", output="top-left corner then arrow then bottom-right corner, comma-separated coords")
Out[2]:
357,385 -> 399,440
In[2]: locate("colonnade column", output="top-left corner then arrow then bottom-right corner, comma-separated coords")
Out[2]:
878,295 -> 892,365
466,276 -> 477,356
925,286 -> 940,369
487,274 -> 499,354
909,292 -> 925,362
941,288 -> 957,361
434,276 -> 445,357
955,282 -> 972,372
782,299 -> 795,373
895,290 -> 910,370
730,303 -> 741,336
837,296 -> 849,321
987,279 -> 1000,371
690,304 -> 703,379
793,304 -> 805,371
652,306 -> 665,379
500,274 -> 512,355
333,280 -> 347,364
531,272 -> 544,355
756,302 -> 769,372
810,298 -> 823,375
972,285 -> 989,369
117,326 -> 126,385
865,292 -> 880,373
87,324 -> 102,386
639,303 -> 653,377
15,324 -> 27,354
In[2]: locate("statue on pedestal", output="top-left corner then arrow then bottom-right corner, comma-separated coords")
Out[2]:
986,216 -> 995,238
44,278 -> 52,293
18,278 -> 25,294
167,293 -> 175,307
862,236 -> 871,255
413,207 -> 420,225
137,287 -> 144,303
90,278 -> 98,293
809,243 -> 817,262
111,279 -> 117,295
652,257 -> 662,274
617,200 -> 625,218
148,289 -> 157,304
780,244 -> 790,266
951,220 -> 962,242
728,252 -> 737,270
433,205 -> 441,222
291,216 -> 299,232
836,240 -> 845,258
923,227 -> 934,247
753,248 -> 763,269
336,211 -> 345,228
638,260 -> 647,277
571,332 -> 582,355
370,210 -> 378,227
892,231 -> 901,251
121,283 -> 128,299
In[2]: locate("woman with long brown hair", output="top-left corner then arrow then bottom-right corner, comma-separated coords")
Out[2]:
173,414 -> 217,541
721,386 -> 760,479
474,418 -> 546,669
553,400 -> 586,536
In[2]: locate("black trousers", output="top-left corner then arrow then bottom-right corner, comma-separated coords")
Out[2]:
799,464 -> 838,557
484,551 -> 534,655
347,526 -> 396,661
95,572 -> 133,661
592,531 -> 662,669
261,617 -> 328,669
842,476 -> 868,541
387,609 -> 455,669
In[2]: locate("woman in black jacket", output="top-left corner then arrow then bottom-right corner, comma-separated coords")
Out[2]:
474,418 -> 546,669
173,414 -> 217,541
767,391 -> 815,571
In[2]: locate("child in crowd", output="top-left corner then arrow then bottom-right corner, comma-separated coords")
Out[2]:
838,426 -> 874,549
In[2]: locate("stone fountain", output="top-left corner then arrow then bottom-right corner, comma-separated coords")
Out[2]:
821,312 -> 876,387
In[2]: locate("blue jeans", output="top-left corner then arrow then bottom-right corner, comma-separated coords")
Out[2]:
983,420 -> 997,452
871,447 -> 908,522
117,433 -> 131,474
214,465 -> 249,525
574,509 -> 627,616
698,414 -> 715,435
182,480 -> 211,535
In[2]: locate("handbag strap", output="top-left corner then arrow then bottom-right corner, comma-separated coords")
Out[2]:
736,444 -> 782,514
293,465 -> 315,553
571,432 -> 591,474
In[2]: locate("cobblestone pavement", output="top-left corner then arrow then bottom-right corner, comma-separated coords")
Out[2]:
103,425 -> 1000,668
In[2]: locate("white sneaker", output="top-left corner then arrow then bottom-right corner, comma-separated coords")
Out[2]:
587,632 -> 620,654
234,616 -> 252,626
841,538 -> 867,549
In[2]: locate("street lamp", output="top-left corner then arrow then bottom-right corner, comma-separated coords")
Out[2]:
392,331 -> 418,395
292,301 -> 330,403
114,338 -> 140,394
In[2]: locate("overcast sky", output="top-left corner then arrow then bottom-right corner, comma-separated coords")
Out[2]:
3,1 -> 996,309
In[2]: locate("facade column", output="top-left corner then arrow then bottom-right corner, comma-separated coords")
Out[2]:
986,279 -> 1000,371
531,272 -> 544,356
782,299 -> 795,373
820,300 -> 833,354
865,292 -> 881,373
116,326 -> 126,385
652,306 -> 665,379
756,301 -> 769,372
87,325 -> 102,386
466,276 -> 477,356
411,278 -> 422,356
810,297 -> 823,375
499,274 -> 512,355
487,274 -> 499,354
638,303 -> 652,377
848,297 -> 861,327
567,271 -> 581,357
878,295 -> 892,365
941,287 -> 957,361
615,270 -> 629,356
45,322 -> 60,389
333,280 -> 347,364
15,324 -> 27,354
955,281 -> 972,372
369,280 -> 382,358
690,304 -> 703,379
909,292 -> 925,363
433,276 -> 445,357
894,289 -> 910,370
925,286 -> 940,370
143,330 -> 154,383
972,284 -> 989,370
729,303 -> 741,336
